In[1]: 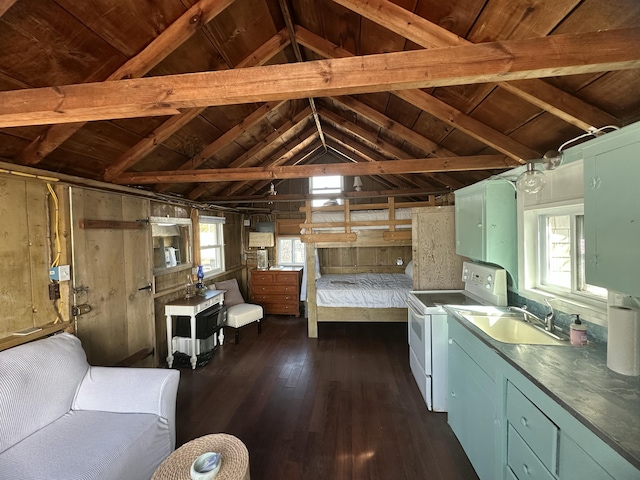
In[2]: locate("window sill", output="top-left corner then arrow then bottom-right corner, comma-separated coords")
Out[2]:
519,287 -> 608,326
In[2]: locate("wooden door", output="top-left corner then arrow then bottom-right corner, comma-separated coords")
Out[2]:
71,188 -> 154,366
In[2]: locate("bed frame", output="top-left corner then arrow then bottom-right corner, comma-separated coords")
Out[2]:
302,197 -> 443,338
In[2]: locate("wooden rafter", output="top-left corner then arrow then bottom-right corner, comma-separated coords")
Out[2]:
295,27 -> 539,162
333,0 -> 620,131
0,0 -> 17,18
2,28 -> 639,134
114,154 -> 517,185
103,28 -> 291,182
16,0 -> 238,166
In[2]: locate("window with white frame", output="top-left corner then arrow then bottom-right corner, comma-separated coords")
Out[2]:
277,237 -> 305,266
310,175 -> 343,206
199,216 -> 225,276
527,205 -> 607,303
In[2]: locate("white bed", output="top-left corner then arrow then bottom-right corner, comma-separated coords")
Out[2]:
315,273 -> 413,308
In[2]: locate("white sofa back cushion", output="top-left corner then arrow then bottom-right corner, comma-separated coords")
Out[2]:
0,333 -> 89,454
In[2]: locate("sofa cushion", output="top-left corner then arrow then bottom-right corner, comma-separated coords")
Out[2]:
0,410 -> 171,480
0,333 -> 89,454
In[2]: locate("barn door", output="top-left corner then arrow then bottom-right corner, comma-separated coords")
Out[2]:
70,188 -> 154,366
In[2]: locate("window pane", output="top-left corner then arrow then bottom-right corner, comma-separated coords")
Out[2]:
199,221 -> 224,274
201,246 -> 222,272
544,215 -> 571,288
277,238 -> 305,265
576,215 -> 608,298
200,223 -> 219,247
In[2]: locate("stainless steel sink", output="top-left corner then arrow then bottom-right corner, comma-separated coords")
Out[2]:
452,309 -> 570,346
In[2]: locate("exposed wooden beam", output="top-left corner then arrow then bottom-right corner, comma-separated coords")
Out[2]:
154,100 -> 288,192
16,0 -> 238,166
333,0 -> 619,130
104,29 -> 290,183
2,28 -> 638,131
202,187 -> 447,204
296,27 -> 539,162
0,0 -> 17,18
114,155 -> 518,184
329,96 -> 455,157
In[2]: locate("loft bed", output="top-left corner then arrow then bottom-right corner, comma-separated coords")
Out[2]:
301,198 -> 437,338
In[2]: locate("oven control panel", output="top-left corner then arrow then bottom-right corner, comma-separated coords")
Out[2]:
462,261 -> 507,306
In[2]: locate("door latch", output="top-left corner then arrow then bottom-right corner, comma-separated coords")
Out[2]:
138,283 -> 153,292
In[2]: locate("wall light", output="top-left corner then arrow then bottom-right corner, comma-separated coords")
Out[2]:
516,125 -> 620,195
353,176 -> 363,192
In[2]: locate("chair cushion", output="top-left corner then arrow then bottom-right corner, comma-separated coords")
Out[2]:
227,303 -> 263,328
214,279 -> 245,307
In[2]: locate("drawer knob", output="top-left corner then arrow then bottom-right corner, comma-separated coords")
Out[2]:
520,416 -> 529,428
522,464 -> 530,476
448,339 -> 453,345
450,391 -> 456,398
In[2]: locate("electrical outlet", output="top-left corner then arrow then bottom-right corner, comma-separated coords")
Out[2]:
243,219 -> 251,227
48,283 -> 60,300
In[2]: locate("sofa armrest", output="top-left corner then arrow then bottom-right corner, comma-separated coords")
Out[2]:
73,366 -> 180,447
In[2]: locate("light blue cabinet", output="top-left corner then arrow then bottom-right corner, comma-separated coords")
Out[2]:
583,124 -> 640,297
448,319 -> 502,480
455,180 -> 517,284
447,315 -> 640,480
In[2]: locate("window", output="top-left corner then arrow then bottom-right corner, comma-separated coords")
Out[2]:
310,175 -> 343,206
199,216 -> 225,276
531,206 -> 607,302
277,237 -> 305,266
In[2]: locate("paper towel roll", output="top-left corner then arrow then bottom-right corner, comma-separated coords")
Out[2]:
607,305 -> 640,376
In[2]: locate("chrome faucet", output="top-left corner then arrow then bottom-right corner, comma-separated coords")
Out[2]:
508,305 -> 547,328
508,300 -> 555,332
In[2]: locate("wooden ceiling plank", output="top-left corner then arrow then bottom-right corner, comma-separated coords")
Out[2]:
114,154 -> 517,184
185,108 -> 314,198
297,26 -> 539,161
331,95 -> 455,157
333,0 -> 619,131
4,26 -> 639,131
16,0 -> 237,166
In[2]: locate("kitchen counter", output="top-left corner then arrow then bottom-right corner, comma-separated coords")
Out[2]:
445,306 -> 640,471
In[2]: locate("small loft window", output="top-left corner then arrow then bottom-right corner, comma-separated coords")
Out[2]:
310,175 -> 343,207
199,216 -> 225,276
277,237 -> 305,266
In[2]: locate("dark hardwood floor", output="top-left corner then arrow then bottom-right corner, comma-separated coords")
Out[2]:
174,315 -> 479,480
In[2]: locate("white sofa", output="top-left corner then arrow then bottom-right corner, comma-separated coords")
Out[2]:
0,332 -> 180,480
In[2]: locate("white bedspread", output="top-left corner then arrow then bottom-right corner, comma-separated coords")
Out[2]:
316,273 -> 412,308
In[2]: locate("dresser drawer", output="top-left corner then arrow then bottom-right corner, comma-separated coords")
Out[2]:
252,284 -> 299,295
507,382 -> 558,472
263,303 -> 299,315
507,425 -> 555,480
251,272 -> 276,284
274,272 -> 300,285
252,293 -> 298,304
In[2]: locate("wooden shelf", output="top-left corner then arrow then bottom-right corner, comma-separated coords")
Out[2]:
0,322 -> 71,352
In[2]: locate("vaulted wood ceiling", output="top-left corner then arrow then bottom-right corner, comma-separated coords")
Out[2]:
1,0 -> 639,209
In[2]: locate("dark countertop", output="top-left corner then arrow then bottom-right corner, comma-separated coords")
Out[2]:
445,306 -> 640,471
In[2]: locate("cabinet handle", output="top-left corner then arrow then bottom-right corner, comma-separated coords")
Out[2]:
477,223 -> 482,228
522,464 -> 530,476
448,339 -> 453,344
451,391 -> 456,398
520,416 -> 529,428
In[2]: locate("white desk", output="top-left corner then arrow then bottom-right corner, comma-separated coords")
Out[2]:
165,289 -> 224,369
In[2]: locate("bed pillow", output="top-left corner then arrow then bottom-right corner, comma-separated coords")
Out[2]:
404,260 -> 414,279
214,279 -> 245,307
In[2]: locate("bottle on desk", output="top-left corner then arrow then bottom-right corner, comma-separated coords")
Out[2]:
185,274 -> 195,299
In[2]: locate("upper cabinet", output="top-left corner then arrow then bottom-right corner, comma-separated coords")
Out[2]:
583,124 -> 640,297
455,180 -> 517,284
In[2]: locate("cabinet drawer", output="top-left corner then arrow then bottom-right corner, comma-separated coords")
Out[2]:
507,382 -> 558,472
274,272 -> 299,285
252,293 -> 298,304
508,425 -> 555,480
252,284 -> 298,295
264,303 -> 299,315
252,272 -> 276,284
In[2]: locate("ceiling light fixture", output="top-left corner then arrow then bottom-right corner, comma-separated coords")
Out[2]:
516,125 -> 620,195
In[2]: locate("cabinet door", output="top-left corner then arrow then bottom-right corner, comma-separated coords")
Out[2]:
584,136 -> 640,297
455,188 -> 485,260
448,339 -> 500,480
558,433 -> 613,480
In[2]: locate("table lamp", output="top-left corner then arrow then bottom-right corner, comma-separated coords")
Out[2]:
248,232 -> 274,270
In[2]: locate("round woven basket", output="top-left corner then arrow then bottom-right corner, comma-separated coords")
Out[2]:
152,433 -> 250,480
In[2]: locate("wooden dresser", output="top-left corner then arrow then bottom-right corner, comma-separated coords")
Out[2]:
250,267 -> 303,316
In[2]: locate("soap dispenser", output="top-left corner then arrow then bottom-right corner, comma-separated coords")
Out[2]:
570,315 -> 588,345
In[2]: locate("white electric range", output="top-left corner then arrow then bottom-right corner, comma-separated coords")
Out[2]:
407,261 -> 507,412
